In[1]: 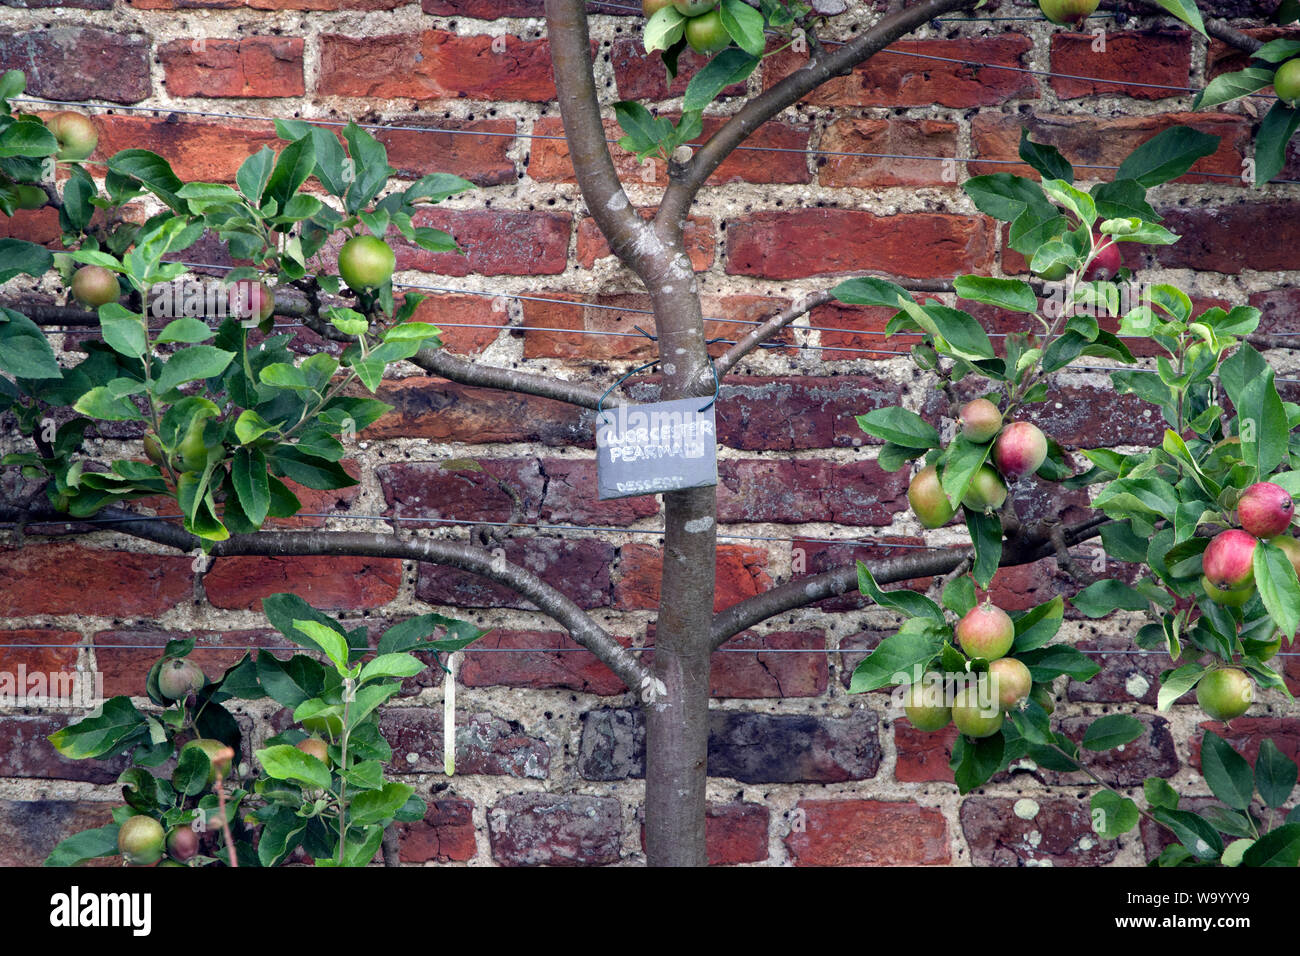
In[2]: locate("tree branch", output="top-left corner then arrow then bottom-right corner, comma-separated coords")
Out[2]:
655,0 -> 979,227
0,502 -> 651,693
706,289 -> 835,383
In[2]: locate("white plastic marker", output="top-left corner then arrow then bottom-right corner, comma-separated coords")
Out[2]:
444,652 -> 459,776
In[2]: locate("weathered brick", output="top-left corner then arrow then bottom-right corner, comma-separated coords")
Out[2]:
637,801 -> 770,865
0,28 -> 150,103
378,457 -> 546,525
968,112 -> 1248,184
1044,713 -> 1179,786
424,0 -> 633,13
577,707 -> 645,781
577,212 -> 715,271
715,458 -> 909,526
366,378 -> 592,446
90,115 -> 282,183
1066,636 -> 1184,706
417,537 -> 613,610
132,0 -> 404,7
0,543 -> 193,617
0,714 -> 128,783
537,457 -> 662,525
318,31 -> 559,102
710,630 -> 828,699
1138,794 -> 1242,860
379,708 -> 550,778
817,118 -> 960,188
813,296 -> 925,361
160,38 -> 305,98
894,719 -> 959,783
489,793 -> 622,866
396,797 -> 477,863
762,35 -> 1037,107
0,631 -> 80,686
1141,202 -> 1300,274
393,208 -> 571,277
1248,288 -> 1300,339
203,556 -> 402,611
725,209 -> 997,280
93,628 -> 281,698
961,796 -> 1121,866
786,799 -> 950,865
518,292 -> 662,362
611,35 -> 747,100
1048,30 -> 1192,101
1189,718 -> 1300,770
0,800 -> 117,866
1207,27 -> 1300,78
615,543 -> 772,613
376,118 -> 517,187
0,206 -> 61,246
404,293 -> 510,354
459,630 -> 631,696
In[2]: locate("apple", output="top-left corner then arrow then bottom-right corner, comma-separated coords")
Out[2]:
672,0 -> 715,14
988,657 -> 1032,712
296,736 -> 331,765
993,421 -> 1048,479
46,111 -> 98,161
643,0 -> 674,14
962,465 -> 1008,513
1237,482 -> 1295,538
1033,260 -> 1069,282
959,398 -> 1002,443
70,265 -> 120,308
685,6 -> 729,53
338,234 -> 396,291
1036,0 -> 1100,26
951,683 -> 1003,738
157,658 -> 205,700
1203,529 -> 1258,593
181,738 -> 234,789
1271,534 -> 1300,578
166,826 -> 199,862
1082,234 -> 1121,281
228,279 -> 275,325
908,464 -> 956,529
1202,575 -> 1254,608
903,674 -> 952,731
1196,668 -> 1254,722
118,815 -> 165,866
1275,59 -> 1300,106
956,602 -> 1015,661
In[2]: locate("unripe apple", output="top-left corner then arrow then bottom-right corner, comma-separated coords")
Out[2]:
1036,0 -> 1100,26
992,421 -> 1048,479
956,602 -> 1015,661
642,0 -> 674,14
959,398 -> 1002,443
181,738 -> 233,789
1196,668 -> 1254,722
903,675 -> 952,732
684,6 -> 729,53
1271,535 -> 1300,578
70,265 -> 120,308
118,815 -> 165,866
157,658 -> 205,700
672,0 -> 715,14
951,683 -> 1003,738
1082,234 -> 1122,281
1237,482 -> 1295,538
962,465 -> 1008,513
46,111 -> 98,161
1275,58 -> 1300,106
296,736 -> 331,765
908,464 -> 955,529
338,234 -> 396,292
988,657 -> 1032,712
1201,575 -> 1254,607
1203,529 -> 1258,593
166,826 -> 199,862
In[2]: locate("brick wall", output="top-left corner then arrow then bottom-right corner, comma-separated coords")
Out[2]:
1,0 -> 1298,866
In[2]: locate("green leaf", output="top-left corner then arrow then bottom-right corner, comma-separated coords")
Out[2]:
903,302 -> 995,361
256,807 -> 307,867
952,275 -> 1037,313
1082,714 -> 1145,751
1071,579 -> 1150,618
1158,662 -> 1207,711
272,447 -> 358,490
720,0 -> 765,56
0,307 -> 60,379
348,781 -> 415,827
256,743 -> 332,789
847,619 -> 946,693
1091,791 -> 1140,839
173,742 -> 213,796
965,508 -> 1001,591
236,146 -> 275,202
1255,538 -> 1300,641
1221,345 -> 1289,481
155,317 -> 215,345
1011,596 -> 1064,653
232,446 -> 270,527
1115,126 -> 1220,188
1018,128 -> 1073,183
107,149 -> 187,212
682,48 -> 759,112
264,135 -> 316,214
831,276 -> 914,308
941,575 -> 977,617
643,3 -> 687,52
1042,178 -> 1096,227
951,732 -> 1006,794
1090,179 -> 1159,223
402,172 -> 473,205
1254,38 -> 1300,62
293,619 -> 350,670
0,118 -> 57,158
47,697 -> 145,759
1016,645 -> 1100,682
854,406 -> 940,449
1144,777 -> 1180,812
1256,739 -> 1298,809
1242,823 -> 1300,866
346,681 -> 402,728
855,561 -> 945,625
1256,99 -> 1300,186
73,385 -> 143,421
1153,807 -> 1223,860
44,822 -> 121,867
255,651 -> 321,709
359,652 -> 424,683
154,346 -> 235,395
376,612 -> 488,656
0,239 -> 54,285
1194,66 -> 1274,110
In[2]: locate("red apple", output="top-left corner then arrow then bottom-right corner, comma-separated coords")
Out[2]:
959,398 -> 1002,444
1237,482 -> 1295,538
992,421 -> 1048,479
1202,529 -> 1258,593
988,657 -> 1033,712
1082,234 -> 1122,281
956,602 -> 1015,661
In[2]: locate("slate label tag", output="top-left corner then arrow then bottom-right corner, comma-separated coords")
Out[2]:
595,398 -> 718,500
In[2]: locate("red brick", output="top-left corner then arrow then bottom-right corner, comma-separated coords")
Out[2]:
93,628 -> 280,698
378,457 -> 545,525
528,116 -> 809,187
203,556 -> 402,611
817,118 -> 960,188
614,543 -> 772,613
367,378 -> 590,446
894,719 -> 959,783
537,458 -> 662,526
716,458 -> 908,526
577,212 -> 715,271
611,35 -> 747,101
0,714 -> 127,783
0,27 -> 150,103
762,35 -> 1037,108
0,800 -> 117,867
1189,718 -> 1300,770
984,557 -> 1085,612
396,797 -> 477,864
961,796 -> 1119,866
1142,202 -> 1300,274
968,112 -> 1248,184
0,207 -> 61,246
459,630 -> 631,695
785,799 -> 950,865
392,208 -> 571,277
489,793 -> 621,866
416,537 -> 613,610
0,631 -> 80,681
0,543 -> 193,617
813,296 -> 927,361
1065,636 -> 1179,706
709,630 -> 827,699
1248,288 -> 1300,339
161,38 -> 305,98
725,209 -> 996,280
91,114 -> 282,184
635,801 -> 769,865
1048,30 -> 1192,101
318,31 -> 559,102
377,118 -> 517,187
403,294 -> 509,354
1047,714 -> 1179,787
518,292 -> 659,362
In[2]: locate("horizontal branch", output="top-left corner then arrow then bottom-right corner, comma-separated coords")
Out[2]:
0,502 -> 650,693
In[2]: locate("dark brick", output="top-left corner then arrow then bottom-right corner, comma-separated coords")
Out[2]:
416,537 -> 614,610
396,797 -> 477,863
710,631 -> 828,699
0,714 -> 129,783
0,28 -> 150,103
0,800 -> 117,866
961,796 -> 1121,866
488,793 -> 622,866
379,708 -> 550,778
716,458 -> 909,526
1044,713 -> 1179,786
